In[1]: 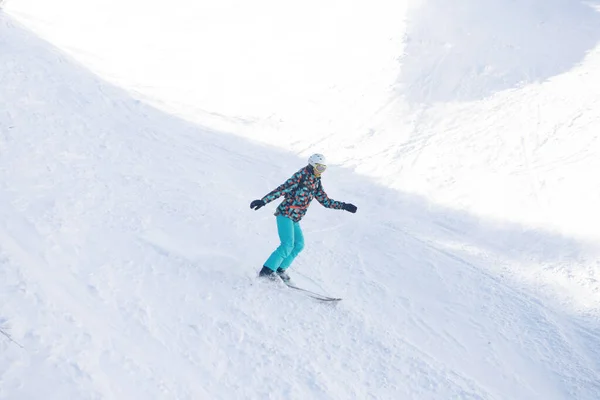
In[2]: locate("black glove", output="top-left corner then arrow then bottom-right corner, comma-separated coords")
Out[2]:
343,203 -> 357,213
250,199 -> 266,210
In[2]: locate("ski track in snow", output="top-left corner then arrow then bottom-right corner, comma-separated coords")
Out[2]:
2,2 -> 600,399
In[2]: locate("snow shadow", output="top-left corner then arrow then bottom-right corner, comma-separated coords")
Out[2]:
399,0 -> 600,104
2,12 -> 597,314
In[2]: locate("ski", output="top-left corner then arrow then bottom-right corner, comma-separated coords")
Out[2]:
284,282 -> 342,302
0,327 -> 24,349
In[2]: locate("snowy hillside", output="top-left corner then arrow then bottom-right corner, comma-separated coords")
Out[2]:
2,1 -> 600,399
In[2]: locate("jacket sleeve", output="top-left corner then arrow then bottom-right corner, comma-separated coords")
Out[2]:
315,181 -> 345,210
261,169 -> 304,205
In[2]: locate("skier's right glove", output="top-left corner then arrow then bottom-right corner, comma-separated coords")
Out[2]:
250,199 -> 266,210
343,203 -> 357,213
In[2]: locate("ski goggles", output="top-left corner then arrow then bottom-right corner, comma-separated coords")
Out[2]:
314,163 -> 327,173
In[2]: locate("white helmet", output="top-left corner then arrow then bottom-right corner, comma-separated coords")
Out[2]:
308,153 -> 327,167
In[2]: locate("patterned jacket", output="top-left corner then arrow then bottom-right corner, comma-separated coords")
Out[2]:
261,166 -> 346,222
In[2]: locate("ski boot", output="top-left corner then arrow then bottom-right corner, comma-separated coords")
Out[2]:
258,266 -> 278,280
276,268 -> 291,283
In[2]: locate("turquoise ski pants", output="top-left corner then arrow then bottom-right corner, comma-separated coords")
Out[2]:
264,215 -> 305,271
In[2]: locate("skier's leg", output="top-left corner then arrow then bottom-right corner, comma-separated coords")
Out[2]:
278,221 -> 304,271
263,215 -> 295,271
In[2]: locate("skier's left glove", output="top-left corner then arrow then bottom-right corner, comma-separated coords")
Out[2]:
250,199 -> 266,210
343,203 -> 357,213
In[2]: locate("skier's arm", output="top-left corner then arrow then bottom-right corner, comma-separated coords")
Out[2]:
261,170 -> 303,205
314,182 -> 345,210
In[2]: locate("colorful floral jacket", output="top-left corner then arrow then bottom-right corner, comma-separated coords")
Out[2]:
261,166 -> 346,222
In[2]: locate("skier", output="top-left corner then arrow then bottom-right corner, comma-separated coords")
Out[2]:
250,154 -> 357,282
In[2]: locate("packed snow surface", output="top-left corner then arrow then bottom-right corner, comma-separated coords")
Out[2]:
1,0 -> 600,399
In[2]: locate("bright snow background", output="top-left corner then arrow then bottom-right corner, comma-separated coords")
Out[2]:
1,0 -> 600,399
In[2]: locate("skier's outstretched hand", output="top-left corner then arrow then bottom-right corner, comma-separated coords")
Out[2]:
250,199 -> 266,210
343,203 -> 357,213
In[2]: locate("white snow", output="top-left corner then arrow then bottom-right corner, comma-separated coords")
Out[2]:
1,0 -> 600,399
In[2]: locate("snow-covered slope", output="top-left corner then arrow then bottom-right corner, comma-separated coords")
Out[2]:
2,1 -> 600,399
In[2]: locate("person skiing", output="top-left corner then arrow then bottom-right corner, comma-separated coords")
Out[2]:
250,154 -> 357,282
